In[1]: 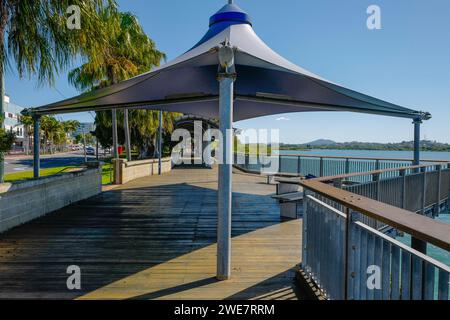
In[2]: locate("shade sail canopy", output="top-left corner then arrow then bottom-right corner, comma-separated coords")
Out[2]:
26,3 -> 431,121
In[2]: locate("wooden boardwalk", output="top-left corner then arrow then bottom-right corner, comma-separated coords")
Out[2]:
0,166 -> 302,300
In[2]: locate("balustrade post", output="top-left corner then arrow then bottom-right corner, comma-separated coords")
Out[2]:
375,159 -> 380,171
345,158 -> 350,174
412,167 -> 427,254
301,189 -> 310,270
372,173 -> 381,201
400,169 -> 407,209
297,156 -> 301,175
319,157 -> 324,177
448,164 -> 450,210
420,166 -> 427,215
345,209 -> 357,300
435,165 -> 442,215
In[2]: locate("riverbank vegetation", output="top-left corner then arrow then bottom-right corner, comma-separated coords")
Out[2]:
280,140 -> 450,152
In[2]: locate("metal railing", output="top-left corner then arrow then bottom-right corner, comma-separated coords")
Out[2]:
317,164 -> 450,230
234,153 -> 449,181
300,163 -> 450,300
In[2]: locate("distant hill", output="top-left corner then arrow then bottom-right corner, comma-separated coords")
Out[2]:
306,139 -> 337,146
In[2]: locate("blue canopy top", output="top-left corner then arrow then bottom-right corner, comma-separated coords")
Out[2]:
25,2 -> 431,122
193,3 -> 252,49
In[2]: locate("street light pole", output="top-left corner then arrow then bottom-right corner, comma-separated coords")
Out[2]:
82,128 -> 87,163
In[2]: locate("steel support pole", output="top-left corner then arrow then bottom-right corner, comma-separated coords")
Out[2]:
411,118 -> 426,254
0,72 -> 4,183
413,119 -> 421,167
158,110 -> 163,175
82,129 -> 87,163
112,109 -> 119,184
217,44 -> 235,281
112,109 -> 119,159
33,116 -> 41,178
124,109 -> 132,161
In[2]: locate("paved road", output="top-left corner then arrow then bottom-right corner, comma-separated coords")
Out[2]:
4,152 -> 97,174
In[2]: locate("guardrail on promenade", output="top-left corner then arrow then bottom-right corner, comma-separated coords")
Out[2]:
235,153 -> 449,181
299,163 -> 450,300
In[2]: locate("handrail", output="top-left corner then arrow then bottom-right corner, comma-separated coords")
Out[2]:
300,179 -> 450,251
272,152 -> 450,163
307,194 -> 450,273
315,163 -> 450,182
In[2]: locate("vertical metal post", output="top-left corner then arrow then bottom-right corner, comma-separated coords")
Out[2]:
344,208 -> 355,300
421,167 -> 427,215
96,139 -> 99,160
33,116 -> 41,178
158,110 -> 163,175
345,158 -> 350,174
373,173 -> 381,201
435,165 -> 442,215
0,72 -> 4,183
447,164 -> 450,211
297,156 -> 301,175
411,118 -> 427,253
123,109 -> 132,161
217,43 -> 235,280
400,169 -> 407,209
82,128 -> 87,163
112,109 -> 119,159
413,118 -> 422,167
112,109 -> 119,184
319,157 -> 324,177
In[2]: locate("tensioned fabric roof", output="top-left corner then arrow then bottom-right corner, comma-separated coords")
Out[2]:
26,3 -> 431,121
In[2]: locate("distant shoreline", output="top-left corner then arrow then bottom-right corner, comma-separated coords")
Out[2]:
279,140 -> 450,152
280,147 -> 450,152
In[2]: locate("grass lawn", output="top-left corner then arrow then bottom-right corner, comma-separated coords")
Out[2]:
5,162 -> 114,186
101,162 -> 113,185
4,166 -> 80,182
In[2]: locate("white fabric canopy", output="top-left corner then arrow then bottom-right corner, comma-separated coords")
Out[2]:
27,3 -> 430,121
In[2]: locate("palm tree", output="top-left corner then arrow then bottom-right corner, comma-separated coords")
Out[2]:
40,116 -> 63,154
68,10 -> 171,159
0,115 -> 15,165
61,120 -> 80,150
0,0 -> 115,181
68,9 -> 165,91
20,115 -> 34,155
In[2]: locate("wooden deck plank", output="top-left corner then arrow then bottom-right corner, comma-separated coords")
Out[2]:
0,166 -> 302,300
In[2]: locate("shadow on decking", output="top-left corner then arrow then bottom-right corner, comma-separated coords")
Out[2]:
0,171 -> 300,300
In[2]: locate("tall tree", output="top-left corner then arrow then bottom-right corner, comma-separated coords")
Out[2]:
68,9 -> 175,159
0,115 -> 15,163
0,0 -> 115,182
20,115 -> 34,155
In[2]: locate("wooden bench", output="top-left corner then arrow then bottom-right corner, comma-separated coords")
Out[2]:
263,173 -> 302,185
272,179 -> 304,219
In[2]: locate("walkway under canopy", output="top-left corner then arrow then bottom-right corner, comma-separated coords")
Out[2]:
0,167 -> 302,300
20,1 -> 431,281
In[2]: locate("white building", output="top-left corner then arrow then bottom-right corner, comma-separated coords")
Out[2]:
3,95 -> 26,151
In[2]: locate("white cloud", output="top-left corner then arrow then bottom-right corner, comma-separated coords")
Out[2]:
276,116 -> 290,121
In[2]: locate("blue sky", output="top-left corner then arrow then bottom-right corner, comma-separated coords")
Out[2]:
5,0 -> 450,143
